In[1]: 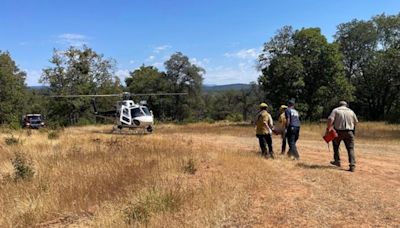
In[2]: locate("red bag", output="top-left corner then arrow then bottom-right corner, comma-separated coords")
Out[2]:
323,129 -> 338,143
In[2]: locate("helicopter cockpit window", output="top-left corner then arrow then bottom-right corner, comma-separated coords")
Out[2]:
27,116 -> 42,124
28,116 -> 42,121
141,107 -> 151,116
131,108 -> 144,117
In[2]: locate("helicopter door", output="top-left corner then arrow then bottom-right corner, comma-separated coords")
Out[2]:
120,106 -> 131,125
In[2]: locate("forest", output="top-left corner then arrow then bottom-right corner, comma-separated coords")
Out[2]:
1,13 -> 400,127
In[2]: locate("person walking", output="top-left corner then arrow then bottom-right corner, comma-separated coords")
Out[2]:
278,105 -> 288,154
255,103 -> 274,159
326,101 -> 358,172
285,99 -> 301,160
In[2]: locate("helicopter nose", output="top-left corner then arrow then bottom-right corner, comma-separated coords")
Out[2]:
135,116 -> 154,125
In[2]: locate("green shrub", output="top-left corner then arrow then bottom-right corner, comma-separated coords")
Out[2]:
180,118 -> 197,124
6,115 -> 22,130
8,121 -> 21,130
183,158 -> 197,175
76,117 -> 95,126
204,118 -> 216,123
226,113 -> 243,122
38,127 -> 48,134
26,129 -> 32,137
46,121 -> 64,131
124,187 -> 184,225
387,110 -> 400,124
48,131 -> 60,140
11,151 -> 35,181
157,190 -> 183,212
124,204 -> 150,225
5,135 -> 20,145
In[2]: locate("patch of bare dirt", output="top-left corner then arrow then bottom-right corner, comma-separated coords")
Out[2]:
185,130 -> 400,227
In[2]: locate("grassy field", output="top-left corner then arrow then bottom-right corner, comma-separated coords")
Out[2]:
0,122 -> 399,227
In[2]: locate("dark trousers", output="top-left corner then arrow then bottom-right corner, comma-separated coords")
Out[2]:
280,130 -> 287,153
286,126 -> 300,159
333,130 -> 356,167
256,134 -> 273,156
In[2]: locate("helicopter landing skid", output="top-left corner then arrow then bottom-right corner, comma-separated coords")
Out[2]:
111,125 -> 153,134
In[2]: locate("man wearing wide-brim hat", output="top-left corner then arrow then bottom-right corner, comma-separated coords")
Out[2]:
255,102 -> 274,159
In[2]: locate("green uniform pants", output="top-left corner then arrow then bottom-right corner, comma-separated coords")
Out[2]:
333,130 -> 356,167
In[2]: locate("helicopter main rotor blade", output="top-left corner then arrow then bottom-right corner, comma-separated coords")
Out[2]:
130,92 -> 188,96
50,94 -> 121,98
49,92 -> 188,98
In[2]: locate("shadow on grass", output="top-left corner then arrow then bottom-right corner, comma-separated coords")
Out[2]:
296,162 -> 336,170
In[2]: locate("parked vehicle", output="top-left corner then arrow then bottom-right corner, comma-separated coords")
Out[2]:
22,114 -> 45,129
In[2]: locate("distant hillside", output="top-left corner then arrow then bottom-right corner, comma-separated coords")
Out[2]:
28,85 -> 49,90
203,83 -> 250,92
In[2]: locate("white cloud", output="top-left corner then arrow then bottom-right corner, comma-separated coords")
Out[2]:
129,60 -> 135,64
227,41 -> 241,48
144,55 -> 164,68
153,45 -> 171,53
115,69 -> 130,83
57,33 -> 89,47
190,58 -> 210,68
210,47 -> 262,84
161,55 -> 171,61
224,48 -> 261,60
152,62 -> 163,68
24,69 -> 42,86
55,50 -> 66,56
145,55 -> 155,62
204,61 -> 259,85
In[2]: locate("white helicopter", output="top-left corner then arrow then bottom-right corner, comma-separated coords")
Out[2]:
51,92 -> 187,133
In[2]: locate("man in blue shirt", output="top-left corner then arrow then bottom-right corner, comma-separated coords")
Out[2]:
285,99 -> 301,160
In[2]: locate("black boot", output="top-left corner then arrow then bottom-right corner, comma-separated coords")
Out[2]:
287,149 -> 292,157
330,161 -> 341,167
261,148 -> 267,157
281,144 -> 286,155
270,151 -> 275,159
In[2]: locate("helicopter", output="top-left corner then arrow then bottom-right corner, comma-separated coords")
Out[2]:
51,92 -> 187,133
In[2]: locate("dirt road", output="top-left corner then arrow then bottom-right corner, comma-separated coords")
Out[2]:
182,130 -> 400,227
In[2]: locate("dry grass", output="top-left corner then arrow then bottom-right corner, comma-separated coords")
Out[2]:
0,122 -> 399,227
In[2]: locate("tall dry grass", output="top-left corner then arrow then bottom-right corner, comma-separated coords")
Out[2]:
0,122 -> 398,227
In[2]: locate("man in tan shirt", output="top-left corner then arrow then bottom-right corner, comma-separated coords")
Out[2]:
326,101 -> 359,172
278,105 -> 288,154
255,103 -> 274,159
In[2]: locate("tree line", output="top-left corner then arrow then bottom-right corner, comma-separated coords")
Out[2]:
0,13 -> 399,127
259,13 -> 400,121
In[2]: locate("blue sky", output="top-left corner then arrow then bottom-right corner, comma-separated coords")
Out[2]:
1,0 -> 399,86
